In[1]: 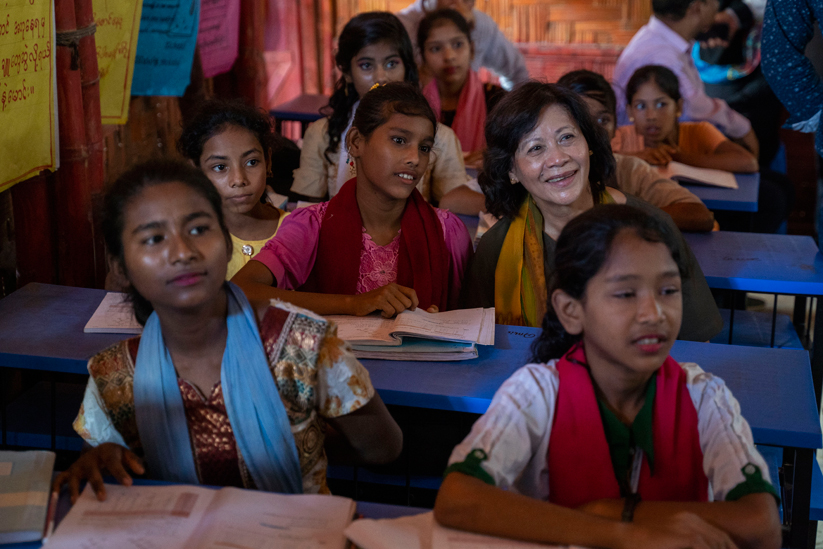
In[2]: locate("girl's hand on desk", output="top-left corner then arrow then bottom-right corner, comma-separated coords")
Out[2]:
634,146 -> 676,166
622,512 -> 738,549
53,443 -> 144,504
350,283 -> 420,318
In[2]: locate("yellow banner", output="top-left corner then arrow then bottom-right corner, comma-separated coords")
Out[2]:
0,0 -> 57,193
94,0 -> 142,124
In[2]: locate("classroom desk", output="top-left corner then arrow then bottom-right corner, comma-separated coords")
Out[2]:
682,171 -> 760,212
269,93 -> 328,136
362,327 -> 822,548
2,285 -> 820,547
683,230 -> 823,410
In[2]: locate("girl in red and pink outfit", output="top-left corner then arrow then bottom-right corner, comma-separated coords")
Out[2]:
418,8 -> 506,169
434,204 -> 780,549
233,82 -> 472,317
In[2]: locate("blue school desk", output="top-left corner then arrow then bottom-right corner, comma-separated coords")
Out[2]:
1,284 -> 820,547
269,93 -> 328,136
682,172 -> 760,212
683,230 -> 823,413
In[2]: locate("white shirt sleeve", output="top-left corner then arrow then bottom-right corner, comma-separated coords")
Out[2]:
73,376 -> 128,448
682,362 -> 776,501
447,362 -> 559,500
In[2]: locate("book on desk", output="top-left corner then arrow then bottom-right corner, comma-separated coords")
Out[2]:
327,307 -> 495,361
0,450 -> 55,545
83,292 -> 142,334
46,483 -> 355,549
658,161 -> 739,189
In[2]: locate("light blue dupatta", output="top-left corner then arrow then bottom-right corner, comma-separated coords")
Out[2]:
133,282 -> 303,493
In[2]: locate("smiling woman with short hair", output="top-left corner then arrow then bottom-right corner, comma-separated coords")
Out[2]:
460,81 -> 721,342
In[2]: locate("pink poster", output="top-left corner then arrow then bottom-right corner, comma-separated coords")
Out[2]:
197,0 -> 240,78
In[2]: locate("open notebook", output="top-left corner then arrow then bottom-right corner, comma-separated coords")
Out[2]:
46,483 -> 355,549
657,161 -> 738,189
327,308 -> 496,361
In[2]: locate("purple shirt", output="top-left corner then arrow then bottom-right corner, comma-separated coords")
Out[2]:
614,16 -> 752,139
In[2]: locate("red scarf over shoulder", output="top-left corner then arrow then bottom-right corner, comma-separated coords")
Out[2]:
301,178 -> 450,311
547,343 -> 708,507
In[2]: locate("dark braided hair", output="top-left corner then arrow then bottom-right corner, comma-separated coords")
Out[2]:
529,204 -> 686,362
324,12 -> 418,164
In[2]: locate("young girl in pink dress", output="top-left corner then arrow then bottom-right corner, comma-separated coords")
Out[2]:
233,82 -> 473,317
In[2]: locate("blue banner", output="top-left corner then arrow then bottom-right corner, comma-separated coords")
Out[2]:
131,0 -> 200,96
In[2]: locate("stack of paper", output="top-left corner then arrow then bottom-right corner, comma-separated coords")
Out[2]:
658,161 -> 738,189
345,511 -> 579,549
0,450 -> 56,544
46,484 -> 356,549
327,308 -> 496,361
84,292 -> 142,334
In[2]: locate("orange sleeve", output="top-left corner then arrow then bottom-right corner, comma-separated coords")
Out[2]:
679,122 -> 728,155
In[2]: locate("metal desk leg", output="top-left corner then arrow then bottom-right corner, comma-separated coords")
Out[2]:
812,299 -> 823,409
784,447 -> 814,548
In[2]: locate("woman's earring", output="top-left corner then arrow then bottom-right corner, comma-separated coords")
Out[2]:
589,150 -> 593,156
629,117 -> 634,122
510,176 -> 518,184
347,154 -> 356,176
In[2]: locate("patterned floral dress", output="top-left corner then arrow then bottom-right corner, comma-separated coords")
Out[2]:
73,301 -> 375,494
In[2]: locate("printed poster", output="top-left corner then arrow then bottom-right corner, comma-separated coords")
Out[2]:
197,0 -> 239,78
93,0 -> 143,124
131,0 -> 199,97
0,0 -> 57,192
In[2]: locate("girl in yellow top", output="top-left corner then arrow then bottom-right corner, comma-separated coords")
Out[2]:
178,100 -> 289,279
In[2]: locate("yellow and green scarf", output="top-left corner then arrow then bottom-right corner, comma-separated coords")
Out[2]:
494,191 -> 613,327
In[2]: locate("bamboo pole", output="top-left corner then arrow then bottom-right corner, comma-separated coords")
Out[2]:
236,0 -> 267,107
10,173 -> 57,286
73,0 -> 106,286
54,0 -> 95,287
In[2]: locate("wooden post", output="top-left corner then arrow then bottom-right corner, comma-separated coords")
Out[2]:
10,173 -> 57,287
54,0 -> 95,288
73,0 -> 106,286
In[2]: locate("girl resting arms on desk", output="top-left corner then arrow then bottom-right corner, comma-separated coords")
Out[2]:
233,82 -> 473,318
289,11 -> 485,215
557,69 -> 714,233
460,82 -> 721,340
56,160 -> 402,502
613,64 -> 758,173
436,204 -> 781,549
418,9 -> 506,171
177,99 -> 289,280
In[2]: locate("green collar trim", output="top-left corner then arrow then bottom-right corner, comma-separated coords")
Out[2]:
597,374 -> 657,490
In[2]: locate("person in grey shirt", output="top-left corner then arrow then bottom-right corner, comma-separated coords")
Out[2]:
396,0 -> 529,90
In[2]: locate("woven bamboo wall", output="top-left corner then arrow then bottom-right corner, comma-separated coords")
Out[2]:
334,0 -> 650,45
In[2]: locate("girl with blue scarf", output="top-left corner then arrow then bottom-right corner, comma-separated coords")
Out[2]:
55,160 -> 402,502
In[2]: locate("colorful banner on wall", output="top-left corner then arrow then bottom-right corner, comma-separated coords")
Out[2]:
131,0 -> 199,97
93,0 -> 143,124
198,0 -> 239,78
0,0 -> 58,192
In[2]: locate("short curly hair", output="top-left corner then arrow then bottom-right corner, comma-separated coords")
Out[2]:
480,81 -> 615,219
177,99 -> 275,165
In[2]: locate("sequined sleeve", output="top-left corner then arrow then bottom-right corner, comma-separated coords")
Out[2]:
315,322 -> 375,418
